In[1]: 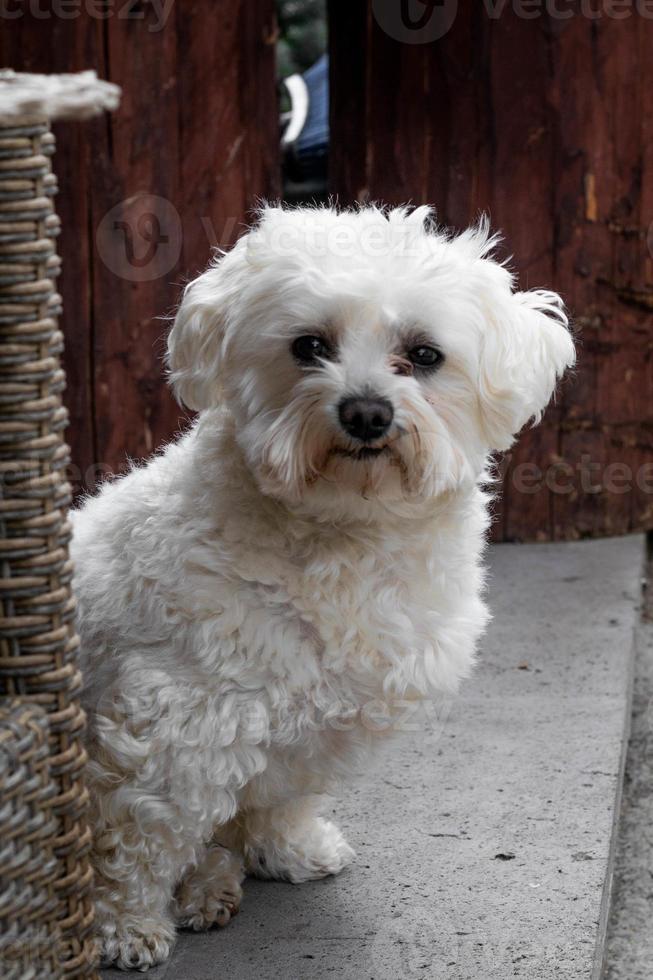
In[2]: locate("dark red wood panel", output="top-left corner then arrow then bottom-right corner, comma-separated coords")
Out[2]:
1,1 -> 280,490
329,0 -> 653,541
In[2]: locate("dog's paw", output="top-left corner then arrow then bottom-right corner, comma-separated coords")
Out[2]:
175,890 -> 241,931
298,818 -> 356,880
174,845 -> 244,931
248,817 -> 356,883
98,918 -> 175,972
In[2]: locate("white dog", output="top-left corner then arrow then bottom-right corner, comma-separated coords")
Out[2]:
70,205 -> 574,970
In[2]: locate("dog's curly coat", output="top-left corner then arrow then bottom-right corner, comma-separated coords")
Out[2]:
70,205 -> 575,970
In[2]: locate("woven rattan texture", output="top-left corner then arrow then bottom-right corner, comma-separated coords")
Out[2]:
0,701 -> 62,979
0,118 -> 97,978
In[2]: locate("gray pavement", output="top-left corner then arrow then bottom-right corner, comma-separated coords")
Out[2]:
604,571 -> 653,980
102,535 -> 644,980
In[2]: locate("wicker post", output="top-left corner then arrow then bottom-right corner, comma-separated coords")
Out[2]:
0,72 -> 119,979
0,702 -> 61,978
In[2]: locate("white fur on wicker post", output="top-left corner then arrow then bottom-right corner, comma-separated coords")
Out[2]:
0,69 -> 120,122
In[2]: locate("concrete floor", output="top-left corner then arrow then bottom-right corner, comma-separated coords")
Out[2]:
604,591 -> 653,980
101,535 -> 644,980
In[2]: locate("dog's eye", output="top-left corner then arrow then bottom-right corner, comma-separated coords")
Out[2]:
407,345 -> 443,369
291,335 -> 332,365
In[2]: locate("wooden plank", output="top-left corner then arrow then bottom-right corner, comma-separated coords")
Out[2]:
328,1 -> 370,203
176,0 -> 280,269
550,12 -> 653,538
89,8 -> 182,471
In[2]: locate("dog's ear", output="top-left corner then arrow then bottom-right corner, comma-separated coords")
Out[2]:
478,287 -> 575,451
166,242 -> 246,411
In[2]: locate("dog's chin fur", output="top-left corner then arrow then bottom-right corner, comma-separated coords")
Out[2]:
71,204 -> 575,970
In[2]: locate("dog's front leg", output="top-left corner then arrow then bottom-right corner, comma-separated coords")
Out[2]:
90,790 -> 199,971
224,796 -> 355,884
87,700 -> 269,970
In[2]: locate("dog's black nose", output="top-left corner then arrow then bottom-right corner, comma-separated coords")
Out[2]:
338,396 -> 394,443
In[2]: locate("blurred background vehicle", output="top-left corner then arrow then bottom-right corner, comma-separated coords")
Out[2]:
278,0 -> 328,200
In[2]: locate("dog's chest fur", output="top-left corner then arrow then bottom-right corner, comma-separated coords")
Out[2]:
227,525 -> 436,687
72,417 -> 488,806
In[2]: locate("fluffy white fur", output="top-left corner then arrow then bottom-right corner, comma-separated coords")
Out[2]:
70,205 -> 575,970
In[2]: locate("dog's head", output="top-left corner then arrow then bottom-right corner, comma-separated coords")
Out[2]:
167,205 -> 575,516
